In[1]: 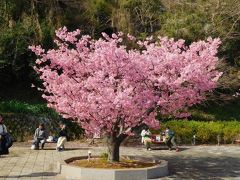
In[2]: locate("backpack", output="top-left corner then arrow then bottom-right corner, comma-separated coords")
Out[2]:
1,125 -> 13,148
4,133 -> 13,148
168,129 -> 175,137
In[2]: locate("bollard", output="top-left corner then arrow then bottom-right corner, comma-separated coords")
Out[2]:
88,150 -> 92,161
192,135 -> 196,145
217,135 -> 221,146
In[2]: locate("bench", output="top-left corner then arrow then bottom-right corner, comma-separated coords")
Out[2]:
143,134 -> 166,150
28,140 -> 56,144
234,134 -> 240,144
28,140 -> 56,149
151,134 -> 166,145
234,139 -> 240,144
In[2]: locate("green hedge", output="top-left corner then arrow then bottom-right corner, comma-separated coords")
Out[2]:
160,120 -> 240,144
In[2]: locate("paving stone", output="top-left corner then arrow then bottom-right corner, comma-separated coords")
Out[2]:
0,143 -> 240,179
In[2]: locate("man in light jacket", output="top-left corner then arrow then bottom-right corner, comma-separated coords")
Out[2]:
33,123 -> 48,150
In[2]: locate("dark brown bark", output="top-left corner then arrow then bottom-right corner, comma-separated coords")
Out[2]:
106,107 -> 156,162
107,139 -> 120,162
107,133 -> 127,162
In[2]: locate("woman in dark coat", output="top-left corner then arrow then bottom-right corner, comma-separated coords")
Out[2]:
0,115 -> 9,155
56,122 -> 67,151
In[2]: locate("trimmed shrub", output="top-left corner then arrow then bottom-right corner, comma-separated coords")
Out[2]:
159,120 -> 240,144
222,121 -> 240,143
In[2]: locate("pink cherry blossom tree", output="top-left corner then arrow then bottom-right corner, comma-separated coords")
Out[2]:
30,27 -> 222,162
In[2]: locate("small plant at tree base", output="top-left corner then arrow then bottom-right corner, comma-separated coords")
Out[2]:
30,27 -> 222,162
100,152 -> 109,160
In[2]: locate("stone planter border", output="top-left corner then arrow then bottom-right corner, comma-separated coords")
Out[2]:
58,156 -> 168,180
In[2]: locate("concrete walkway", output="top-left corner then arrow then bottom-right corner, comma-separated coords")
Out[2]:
0,142 -> 240,179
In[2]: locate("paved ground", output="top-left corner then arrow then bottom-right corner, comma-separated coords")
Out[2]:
0,142 -> 240,180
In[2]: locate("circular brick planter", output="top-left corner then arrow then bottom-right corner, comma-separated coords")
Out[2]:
58,156 -> 168,180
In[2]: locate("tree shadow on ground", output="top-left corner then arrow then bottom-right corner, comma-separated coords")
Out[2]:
42,147 -> 91,151
151,155 -> 240,179
151,146 -> 189,152
0,172 -> 58,178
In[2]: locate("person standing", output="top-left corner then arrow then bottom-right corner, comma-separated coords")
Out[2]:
165,126 -> 179,152
33,123 -> 48,150
0,115 -> 9,155
56,122 -> 67,151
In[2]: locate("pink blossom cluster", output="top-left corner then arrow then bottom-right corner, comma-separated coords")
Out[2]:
30,27 -> 222,136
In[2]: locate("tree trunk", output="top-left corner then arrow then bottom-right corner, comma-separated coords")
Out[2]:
107,140 -> 120,162
107,134 -> 127,162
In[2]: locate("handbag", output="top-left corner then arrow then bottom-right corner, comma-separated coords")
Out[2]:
31,144 -> 36,150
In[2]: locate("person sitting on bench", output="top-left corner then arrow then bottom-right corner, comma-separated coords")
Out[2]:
33,123 -> 48,150
0,115 -> 9,155
141,127 -> 152,150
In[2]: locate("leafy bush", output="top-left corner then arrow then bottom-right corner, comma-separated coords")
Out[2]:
160,120 -> 240,144
0,100 -> 57,116
222,121 -> 240,143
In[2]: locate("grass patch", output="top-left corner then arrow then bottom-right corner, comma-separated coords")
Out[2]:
0,100 -> 58,117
